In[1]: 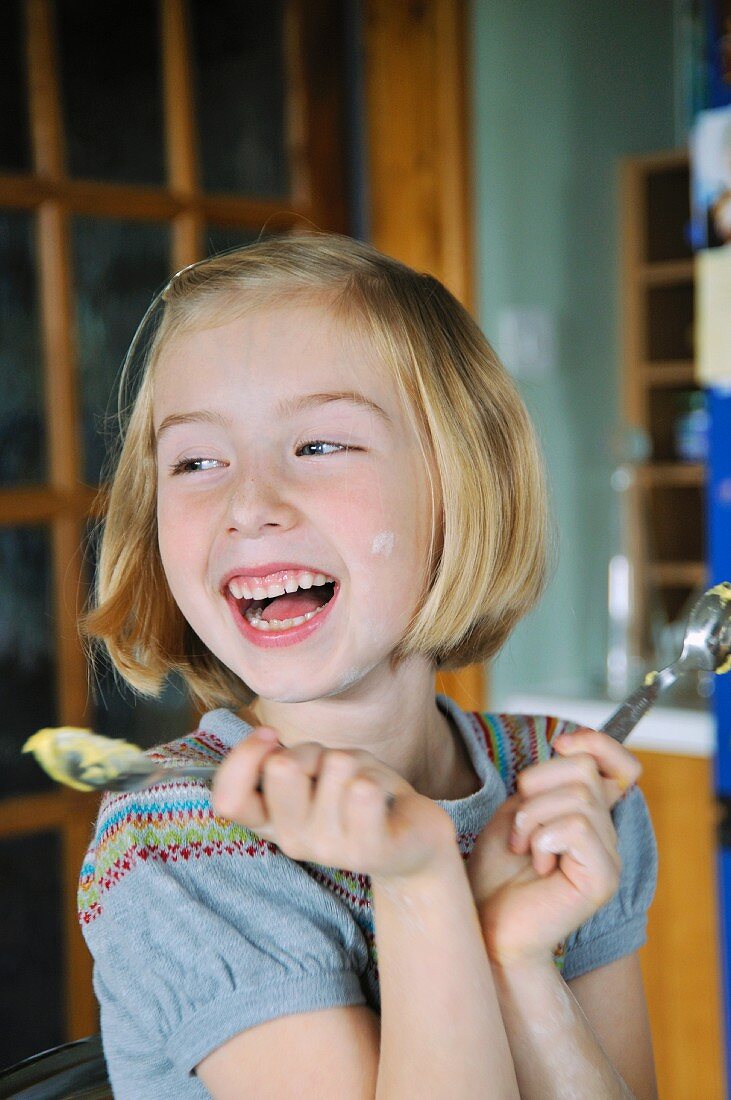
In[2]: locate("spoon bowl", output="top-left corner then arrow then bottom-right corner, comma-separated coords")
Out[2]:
676,583 -> 731,674
600,581 -> 731,743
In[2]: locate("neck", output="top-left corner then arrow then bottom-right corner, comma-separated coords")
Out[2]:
239,658 -> 479,801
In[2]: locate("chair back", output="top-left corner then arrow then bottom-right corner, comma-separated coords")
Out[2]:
0,1034 -> 110,1099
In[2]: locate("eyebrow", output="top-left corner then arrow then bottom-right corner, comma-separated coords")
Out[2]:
155,391 -> 392,441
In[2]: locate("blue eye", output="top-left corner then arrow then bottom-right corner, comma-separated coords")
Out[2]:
297,440 -> 349,457
169,458 -> 226,474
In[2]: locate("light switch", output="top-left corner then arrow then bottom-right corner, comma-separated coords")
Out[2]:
497,308 -> 556,380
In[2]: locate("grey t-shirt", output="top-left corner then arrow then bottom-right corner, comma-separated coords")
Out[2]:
78,693 -> 658,1098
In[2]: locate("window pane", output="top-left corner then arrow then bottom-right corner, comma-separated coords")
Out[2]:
0,0 -> 31,173
0,527 -> 57,798
0,211 -> 46,487
204,225 -> 260,256
56,0 -> 165,184
190,0 -> 290,197
72,216 -> 170,484
0,831 -> 65,1069
84,523 -> 193,750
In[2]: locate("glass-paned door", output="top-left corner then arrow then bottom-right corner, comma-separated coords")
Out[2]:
0,0 -> 349,1068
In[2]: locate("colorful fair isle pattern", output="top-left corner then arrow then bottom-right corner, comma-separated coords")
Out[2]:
77,729 -> 278,926
78,713 -> 580,980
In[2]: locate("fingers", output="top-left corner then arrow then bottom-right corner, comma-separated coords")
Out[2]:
509,729 -> 630,889
263,750 -> 317,853
212,727 -> 285,826
527,812 -> 621,907
552,727 -> 643,806
212,732 -> 397,864
510,781 -> 618,859
310,750 -> 366,846
342,772 -> 391,858
516,726 -> 642,810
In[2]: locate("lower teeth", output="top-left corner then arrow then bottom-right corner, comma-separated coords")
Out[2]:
244,602 -> 329,631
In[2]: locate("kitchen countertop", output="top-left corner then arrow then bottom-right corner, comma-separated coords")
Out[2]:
500,694 -> 715,757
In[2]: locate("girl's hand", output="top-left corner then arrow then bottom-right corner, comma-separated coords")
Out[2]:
211,726 -> 456,883
466,727 -> 643,967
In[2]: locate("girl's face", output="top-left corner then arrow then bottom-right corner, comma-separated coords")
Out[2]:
153,300 -> 438,703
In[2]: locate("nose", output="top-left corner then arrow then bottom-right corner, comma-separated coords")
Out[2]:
224,467 -> 298,535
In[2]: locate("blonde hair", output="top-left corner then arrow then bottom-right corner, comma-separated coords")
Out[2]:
81,232 -> 553,712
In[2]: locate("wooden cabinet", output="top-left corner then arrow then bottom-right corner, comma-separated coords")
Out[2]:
636,748 -> 725,1098
620,151 -> 708,688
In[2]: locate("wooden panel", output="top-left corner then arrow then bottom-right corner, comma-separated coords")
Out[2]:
297,0 -> 348,232
638,462 -> 705,487
162,0 -> 201,269
26,0 -> 64,178
643,361 -> 696,388
363,0 -> 473,307
436,664 -> 485,715
363,0 -> 482,711
641,258 -> 695,286
162,0 -> 198,196
0,485 -> 100,524
634,749 -> 725,1099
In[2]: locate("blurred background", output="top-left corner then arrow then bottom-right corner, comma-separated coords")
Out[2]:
1,1 -> 729,1095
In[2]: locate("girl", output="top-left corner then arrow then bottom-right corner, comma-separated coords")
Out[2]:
79,233 -> 658,1099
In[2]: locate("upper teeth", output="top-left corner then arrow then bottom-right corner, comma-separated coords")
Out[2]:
228,572 -> 335,601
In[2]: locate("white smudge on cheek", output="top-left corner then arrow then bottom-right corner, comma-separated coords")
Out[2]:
371,531 -> 395,557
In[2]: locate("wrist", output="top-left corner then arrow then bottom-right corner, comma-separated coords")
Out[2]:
371,812 -> 462,895
477,906 -> 558,973
487,948 -> 558,980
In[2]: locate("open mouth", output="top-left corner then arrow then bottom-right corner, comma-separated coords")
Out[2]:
232,577 -> 338,633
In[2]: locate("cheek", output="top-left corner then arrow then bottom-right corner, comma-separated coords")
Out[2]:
156,494 -> 202,585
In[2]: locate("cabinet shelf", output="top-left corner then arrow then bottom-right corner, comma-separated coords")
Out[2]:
649,562 -> 707,588
638,463 -> 706,488
622,150 -> 706,659
640,258 -> 695,285
642,361 -> 696,388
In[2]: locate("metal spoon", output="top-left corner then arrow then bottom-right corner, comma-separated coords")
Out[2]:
599,581 -> 731,743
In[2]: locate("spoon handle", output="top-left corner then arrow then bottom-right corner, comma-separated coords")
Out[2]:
599,664 -> 681,743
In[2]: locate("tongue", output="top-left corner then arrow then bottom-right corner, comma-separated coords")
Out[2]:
261,589 -> 328,623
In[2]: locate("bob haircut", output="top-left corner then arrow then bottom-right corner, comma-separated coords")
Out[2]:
81,231 -> 554,713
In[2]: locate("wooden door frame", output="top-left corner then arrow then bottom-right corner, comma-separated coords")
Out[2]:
362,0 -> 485,713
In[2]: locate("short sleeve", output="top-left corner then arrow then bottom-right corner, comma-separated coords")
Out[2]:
559,783 -> 658,982
80,791 -> 369,1095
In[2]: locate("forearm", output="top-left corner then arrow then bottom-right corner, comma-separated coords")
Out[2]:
371,842 -> 519,1100
487,952 -> 633,1099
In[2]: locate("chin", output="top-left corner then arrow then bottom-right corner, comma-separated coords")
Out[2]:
240,660 -> 385,705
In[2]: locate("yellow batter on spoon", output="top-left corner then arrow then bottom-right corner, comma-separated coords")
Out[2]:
708,582 -> 731,675
709,581 -> 731,606
23,727 -> 145,791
